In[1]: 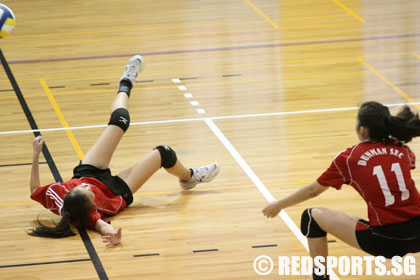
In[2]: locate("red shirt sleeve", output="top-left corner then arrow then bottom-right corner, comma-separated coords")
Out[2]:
30,185 -> 50,206
317,148 -> 352,190
30,183 -> 67,215
402,144 -> 416,170
83,206 -> 102,230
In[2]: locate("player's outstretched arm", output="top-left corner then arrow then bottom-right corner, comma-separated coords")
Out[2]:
95,219 -> 122,247
30,136 -> 45,194
262,181 -> 328,218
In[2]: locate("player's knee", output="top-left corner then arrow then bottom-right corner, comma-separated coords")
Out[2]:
154,145 -> 177,168
301,208 -> 327,238
108,108 -> 130,132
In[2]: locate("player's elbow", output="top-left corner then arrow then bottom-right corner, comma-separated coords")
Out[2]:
307,188 -> 320,198
30,185 -> 39,194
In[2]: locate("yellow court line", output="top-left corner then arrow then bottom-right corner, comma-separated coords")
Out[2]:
243,0 -> 280,29
0,201 -> 36,206
39,78 -> 85,159
411,52 -> 420,60
357,57 -> 420,110
330,0 -> 366,23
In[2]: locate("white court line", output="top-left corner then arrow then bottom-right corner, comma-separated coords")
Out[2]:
204,118 -> 305,243
1,102 -> 419,135
204,118 -> 340,280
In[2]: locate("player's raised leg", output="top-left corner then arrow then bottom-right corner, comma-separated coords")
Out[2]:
81,55 -> 144,169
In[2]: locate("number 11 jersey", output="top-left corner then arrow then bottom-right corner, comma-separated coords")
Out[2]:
317,139 -> 420,226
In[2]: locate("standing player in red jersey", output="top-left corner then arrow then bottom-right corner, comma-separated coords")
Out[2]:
29,55 -> 220,246
262,101 -> 420,280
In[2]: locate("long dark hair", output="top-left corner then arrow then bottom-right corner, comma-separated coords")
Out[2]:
28,190 -> 92,238
358,101 -> 420,143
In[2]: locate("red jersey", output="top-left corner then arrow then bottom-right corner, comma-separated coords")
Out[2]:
317,139 -> 420,226
30,177 -> 127,229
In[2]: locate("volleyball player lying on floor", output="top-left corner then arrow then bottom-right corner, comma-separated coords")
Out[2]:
29,55 -> 220,246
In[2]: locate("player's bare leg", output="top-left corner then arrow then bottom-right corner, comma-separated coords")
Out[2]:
81,94 -> 127,169
308,207 -> 361,279
310,207 -> 361,250
117,148 -> 219,193
117,150 -> 191,193
82,55 -> 144,169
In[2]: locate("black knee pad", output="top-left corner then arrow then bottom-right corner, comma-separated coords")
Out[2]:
301,208 -> 327,238
154,145 -> 177,168
108,108 -> 130,132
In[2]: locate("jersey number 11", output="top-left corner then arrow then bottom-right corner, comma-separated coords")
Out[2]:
373,163 -> 410,206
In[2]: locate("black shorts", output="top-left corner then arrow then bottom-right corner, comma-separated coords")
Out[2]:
72,163 -> 133,206
356,217 -> 420,258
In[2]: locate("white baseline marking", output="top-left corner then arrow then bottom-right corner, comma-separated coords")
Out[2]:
1,102 -> 418,135
205,118 -> 339,280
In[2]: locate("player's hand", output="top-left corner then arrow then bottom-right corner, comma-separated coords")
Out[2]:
102,228 -> 122,247
33,136 -> 45,154
262,201 -> 282,218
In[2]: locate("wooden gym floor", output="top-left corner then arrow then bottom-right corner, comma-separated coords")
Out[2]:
1,1 -> 420,279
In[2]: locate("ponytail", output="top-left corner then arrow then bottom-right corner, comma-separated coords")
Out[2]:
28,212 -> 76,238
358,101 -> 420,143
387,106 -> 420,142
28,188 -> 92,238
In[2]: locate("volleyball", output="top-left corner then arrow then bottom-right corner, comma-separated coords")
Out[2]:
0,4 -> 15,38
